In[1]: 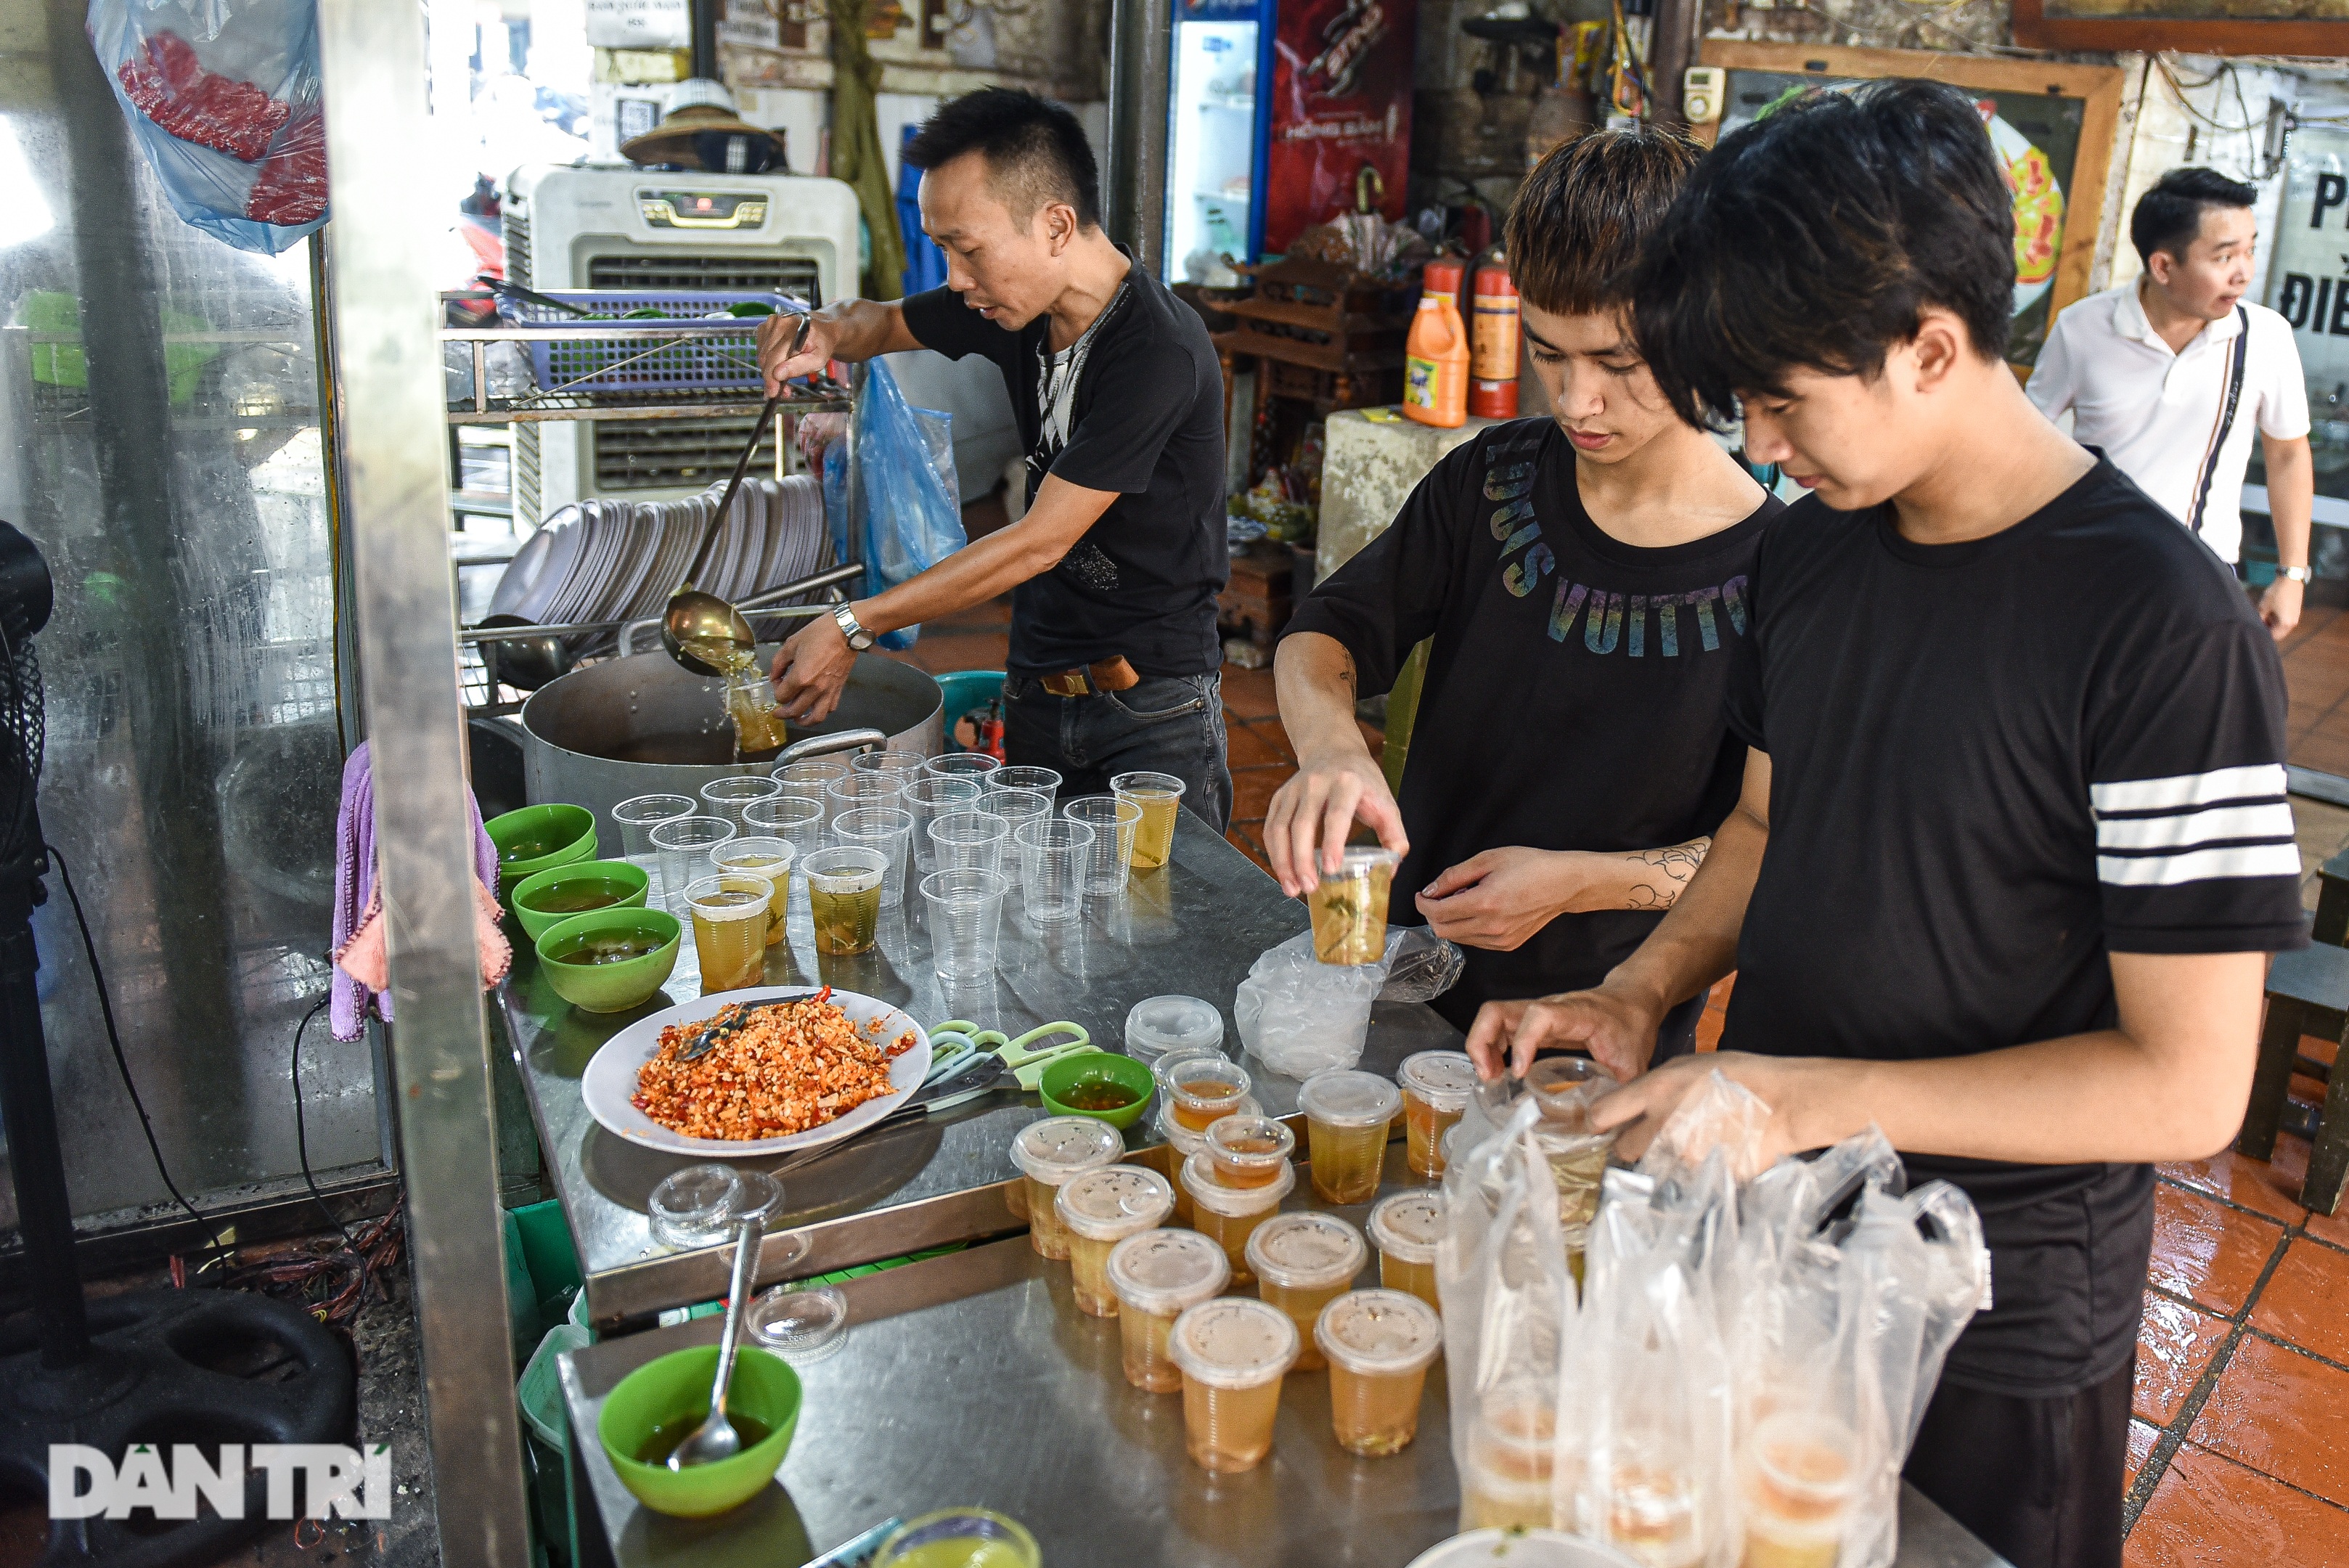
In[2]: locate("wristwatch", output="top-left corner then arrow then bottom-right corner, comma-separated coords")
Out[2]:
831,601 -> 876,650
2280,565 -> 2315,584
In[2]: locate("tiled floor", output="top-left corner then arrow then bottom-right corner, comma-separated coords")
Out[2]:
2280,602 -> 2349,779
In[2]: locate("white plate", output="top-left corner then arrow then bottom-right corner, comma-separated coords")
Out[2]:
580,986 -> 932,1158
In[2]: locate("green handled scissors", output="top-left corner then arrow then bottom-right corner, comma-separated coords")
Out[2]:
925,1020 -> 1096,1090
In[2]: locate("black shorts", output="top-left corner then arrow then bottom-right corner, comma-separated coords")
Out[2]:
1900,1354 -> 2134,1568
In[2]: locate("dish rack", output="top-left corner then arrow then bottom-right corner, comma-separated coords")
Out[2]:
491,288 -> 804,396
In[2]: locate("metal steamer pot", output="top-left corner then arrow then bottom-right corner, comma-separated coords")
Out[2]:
516,644 -> 944,846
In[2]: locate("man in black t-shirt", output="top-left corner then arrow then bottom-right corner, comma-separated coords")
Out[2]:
1467,83 -> 2308,1568
756,89 -> 1231,822
1271,129 -> 1778,1041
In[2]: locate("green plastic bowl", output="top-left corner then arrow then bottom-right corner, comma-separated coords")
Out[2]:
536,907 -> 682,1014
487,804 -> 597,892
1038,1051 -> 1156,1130
597,1344 -> 802,1519
510,859 -> 651,944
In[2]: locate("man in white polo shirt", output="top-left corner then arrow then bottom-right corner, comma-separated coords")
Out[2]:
2030,166 -> 2314,639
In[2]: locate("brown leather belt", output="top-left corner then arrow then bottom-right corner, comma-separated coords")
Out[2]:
1039,656 -> 1141,698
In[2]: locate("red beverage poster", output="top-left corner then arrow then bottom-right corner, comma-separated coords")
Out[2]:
1262,0 -> 1416,256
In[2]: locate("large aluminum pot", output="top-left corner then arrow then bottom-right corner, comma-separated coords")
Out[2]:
518,643 -> 944,848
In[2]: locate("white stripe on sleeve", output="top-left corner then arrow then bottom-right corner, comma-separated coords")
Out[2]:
2088,764 -> 2289,814
2095,801 -> 2297,852
2096,842 -> 2303,886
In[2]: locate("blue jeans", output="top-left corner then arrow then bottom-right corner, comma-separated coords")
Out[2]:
1002,672 -> 1233,831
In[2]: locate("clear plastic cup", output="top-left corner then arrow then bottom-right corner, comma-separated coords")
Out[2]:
1127,995 -> 1223,1063
1609,1447 -> 1703,1568
1111,769 -> 1186,871
1168,1296 -> 1299,1472
1368,1190 -> 1446,1315
1107,1228 -> 1231,1392
828,770 -> 905,824
699,773 -> 784,833
708,836 -> 794,946
1015,817 -> 1093,924
920,867 -> 1010,981
742,793 -> 828,877
851,748 -> 927,791
1739,1410 -> 1860,1568
1166,1056 -> 1251,1134
801,844 -> 887,955
1066,795 -> 1143,894
873,1510 -> 1039,1568
989,764 -> 1063,800
773,756 -> 852,825
1298,1069 -> 1401,1204
648,814 -> 734,913
929,809 -> 1012,876
833,806 -> 915,909
1010,1115 -> 1125,1260
1309,846 -> 1399,965
1400,1050 -> 1480,1177
684,871 -> 775,992
923,751 -> 1002,785
1524,1055 -> 1622,1236
1054,1164 -> 1176,1316
613,793 -> 695,872
986,787 -> 1055,840
1246,1211 -> 1367,1371
1317,1289 -> 1443,1455
1204,1113 -> 1294,1190
1180,1150 -> 1293,1287
1461,1391 -> 1560,1532
903,775 -> 984,878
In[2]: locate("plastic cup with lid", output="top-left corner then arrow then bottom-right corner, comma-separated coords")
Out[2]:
1010,1116 -> 1126,1261
1124,994 -> 1224,1061
1156,1093 -> 1256,1225
1739,1409 -> 1861,1568
1317,1288 -> 1445,1455
1164,1055 -> 1251,1135
1399,1050 -> 1480,1177
1054,1164 -> 1175,1317
1205,1113 -> 1294,1191
1245,1212 -> 1368,1371
1167,1296 -> 1300,1472
1296,1068 -> 1402,1204
1368,1189 -> 1447,1315
1307,845 -> 1400,965
1180,1149 -> 1293,1287
1107,1228 -> 1231,1392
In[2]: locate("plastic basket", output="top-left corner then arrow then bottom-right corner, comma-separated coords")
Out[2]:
493,290 -> 806,394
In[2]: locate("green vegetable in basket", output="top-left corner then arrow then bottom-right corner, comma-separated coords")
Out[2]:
623,307 -> 668,319
726,302 -> 777,317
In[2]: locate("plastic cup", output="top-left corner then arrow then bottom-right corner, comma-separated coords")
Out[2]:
1204,1113 -> 1294,1190
683,871 -> 774,992
1180,1150 -> 1293,1288
903,775 -> 985,878
1400,1050 -> 1479,1177
1297,1069 -> 1402,1204
990,764 -> 1062,799
1168,1296 -> 1299,1472
920,867 -> 1010,981
772,756 -> 851,825
923,752 -> 1002,785
1127,994 -> 1222,1062
1066,795 -> 1143,895
1111,770 -> 1185,871
1461,1392 -> 1560,1532
1526,1055 -> 1622,1235
851,748 -> 927,791
1055,1164 -> 1176,1316
1309,846 -> 1399,965
930,809 -> 1012,876
827,771 -> 905,825
1316,1289 -> 1443,1455
1015,817 -> 1093,924
1166,1056 -> 1251,1134
1609,1447 -> 1702,1568
1739,1410 -> 1860,1568
1010,1116 -> 1125,1260
986,787 -> 1055,840
699,774 -> 783,833
1245,1212 -> 1367,1371
1107,1229 -> 1230,1392
741,793 -> 827,875
801,844 -> 886,955
708,836 -> 793,946
649,815 -> 734,913
873,1510 -> 1039,1568
613,793 -> 695,871
833,806 -> 915,909
1368,1190 -> 1446,1315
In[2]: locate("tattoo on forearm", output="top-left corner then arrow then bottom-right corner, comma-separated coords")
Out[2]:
1624,837 -> 1710,910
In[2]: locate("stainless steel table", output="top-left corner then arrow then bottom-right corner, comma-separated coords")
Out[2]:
499,809 -> 1463,1328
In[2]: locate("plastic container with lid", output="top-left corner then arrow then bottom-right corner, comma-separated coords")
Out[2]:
1126,995 -> 1224,1061
1167,1296 -> 1301,1472
1054,1164 -> 1176,1317
1010,1116 -> 1126,1260
1205,1113 -> 1294,1190
1399,1050 -> 1480,1177
1245,1212 -> 1368,1371
1307,846 -> 1400,965
1164,1056 -> 1251,1135
1297,1069 -> 1402,1204
647,1164 -> 781,1250
1154,1093 -> 1259,1226
1180,1149 -> 1294,1287
1368,1189 -> 1446,1315
1107,1228 -> 1232,1392
1316,1289 -> 1445,1455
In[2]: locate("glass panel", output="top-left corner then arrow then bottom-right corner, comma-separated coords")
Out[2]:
1165,16 -> 1259,285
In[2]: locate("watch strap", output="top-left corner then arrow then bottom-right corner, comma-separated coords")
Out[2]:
2281,565 -> 2314,584
832,602 -> 875,649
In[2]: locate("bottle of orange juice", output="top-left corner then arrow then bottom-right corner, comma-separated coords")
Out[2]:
1402,258 -> 1469,428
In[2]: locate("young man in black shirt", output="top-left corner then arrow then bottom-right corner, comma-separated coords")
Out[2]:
1467,82 -> 2308,1568
756,89 -> 1232,821
1268,128 -> 1778,1040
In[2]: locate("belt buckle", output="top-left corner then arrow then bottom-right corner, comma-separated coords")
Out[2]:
1044,669 -> 1090,698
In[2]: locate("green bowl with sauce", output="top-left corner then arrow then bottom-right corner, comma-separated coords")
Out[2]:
486,804 -> 597,895
510,859 -> 651,944
1037,1051 -> 1156,1130
535,906 -> 681,1014
597,1344 -> 802,1518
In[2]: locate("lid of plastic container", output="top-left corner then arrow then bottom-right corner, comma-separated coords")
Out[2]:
745,1283 -> 847,1363
1126,995 -> 1224,1058
1244,1211 -> 1367,1291
1398,1050 -> 1480,1112
1154,1093 -> 1262,1157
1167,1296 -> 1301,1389
1106,1228 -> 1230,1316
1368,1189 -> 1446,1265
1054,1164 -> 1175,1241
1296,1069 -> 1402,1128
1205,1114 -> 1294,1165
1315,1288 -> 1443,1376
1181,1149 -> 1294,1216
1331,846 -> 1401,877
1403,1528 -> 1643,1568
1164,1055 -> 1250,1099
1010,1115 -> 1125,1184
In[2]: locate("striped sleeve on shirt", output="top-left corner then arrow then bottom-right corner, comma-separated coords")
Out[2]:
2091,764 -> 2300,887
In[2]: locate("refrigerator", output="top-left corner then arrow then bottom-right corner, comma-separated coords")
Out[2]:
1163,0 -> 1415,283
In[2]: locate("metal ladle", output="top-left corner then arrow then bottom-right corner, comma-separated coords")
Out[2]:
666,1210 -> 764,1471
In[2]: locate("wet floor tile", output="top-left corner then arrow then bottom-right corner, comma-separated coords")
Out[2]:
2147,1184 -> 2287,1315
2158,1150 -> 2308,1226
2249,1238 -> 2349,1364
2136,1294 -> 2234,1425
2186,1334 -> 2349,1506
2128,1442 -> 2349,1568
2129,1419 -> 2162,1489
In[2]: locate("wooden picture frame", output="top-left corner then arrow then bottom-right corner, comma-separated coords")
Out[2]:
1691,42 -> 2125,376
2009,0 -> 2349,58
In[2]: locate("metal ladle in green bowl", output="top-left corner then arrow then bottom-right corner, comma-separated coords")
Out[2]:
667,1211 -> 764,1470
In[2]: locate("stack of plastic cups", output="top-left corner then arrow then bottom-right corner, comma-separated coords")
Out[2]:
700,774 -> 783,834
1367,1190 -> 1446,1315
1015,817 -> 1092,923
1399,1050 -> 1480,1178
1065,796 -> 1142,896
1009,1116 -> 1124,1259
920,867 -> 1010,981
923,752 -> 1001,787
613,794 -> 695,882
1126,995 -> 1223,1063
1167,1297 -> 1299,1473
1181,1150 -> 1293,1288
833,807 -> 915,908
903,775 -> 983,879
1053,1164 -> 1174,1316
1297,1069 -> 1402,1205
988,764 -> 1062,801
929,810 -> 1011,876
1245,1212 -> 1368,1370
1107,1229 -> 1230,1392
648,815 -> 734,912
1316,1289 -> 1444,1456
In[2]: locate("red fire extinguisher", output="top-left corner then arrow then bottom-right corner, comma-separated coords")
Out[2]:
1470,249 -> 1521,420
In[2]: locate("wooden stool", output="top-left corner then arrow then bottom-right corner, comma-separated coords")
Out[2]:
2308,845 -> 2349,946
2240,941 -> 2349,1214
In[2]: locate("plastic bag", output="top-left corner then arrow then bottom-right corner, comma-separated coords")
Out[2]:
88,0 -> 327,253
1379,925 -> 1465,1003
1234,923 -> 1450,1078
825,359 -> 965,649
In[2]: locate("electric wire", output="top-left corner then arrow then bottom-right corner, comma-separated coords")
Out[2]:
289,992 -> 351,1245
